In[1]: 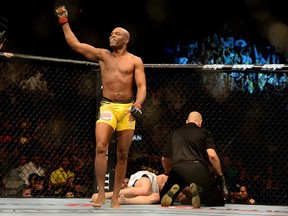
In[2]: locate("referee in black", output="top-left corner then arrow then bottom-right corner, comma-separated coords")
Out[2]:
160,111 -> 228,208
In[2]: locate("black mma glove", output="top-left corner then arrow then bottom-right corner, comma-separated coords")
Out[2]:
130,102 -> 142,119
55,5 -> 68,24
218,175 -> 229,197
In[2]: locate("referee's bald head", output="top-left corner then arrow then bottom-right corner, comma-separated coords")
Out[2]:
186,111 -> 202,127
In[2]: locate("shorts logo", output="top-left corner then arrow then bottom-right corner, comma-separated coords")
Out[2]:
100,111 -> 112,121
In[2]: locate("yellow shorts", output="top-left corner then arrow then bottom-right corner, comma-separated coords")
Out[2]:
96,98 -> 136,131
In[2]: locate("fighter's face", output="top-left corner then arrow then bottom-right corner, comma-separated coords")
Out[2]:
109,28 -> 127,48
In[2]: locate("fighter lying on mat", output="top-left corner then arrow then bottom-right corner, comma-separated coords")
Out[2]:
91,170 -> 168,204
90,170 -> 193,205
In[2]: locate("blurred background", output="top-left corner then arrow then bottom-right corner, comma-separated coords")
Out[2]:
1,0 -> 288,63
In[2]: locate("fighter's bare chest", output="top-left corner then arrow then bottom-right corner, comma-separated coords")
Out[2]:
105,58 -> 134,74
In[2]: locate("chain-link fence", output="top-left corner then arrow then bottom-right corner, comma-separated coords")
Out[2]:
0,53 -> 287,205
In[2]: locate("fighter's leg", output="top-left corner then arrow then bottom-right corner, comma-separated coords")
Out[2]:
92,122 -> 114,207
110,129 -> 134,208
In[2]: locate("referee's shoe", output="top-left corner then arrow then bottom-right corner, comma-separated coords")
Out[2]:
190,183 -> 200,208
161,184 -> 180,207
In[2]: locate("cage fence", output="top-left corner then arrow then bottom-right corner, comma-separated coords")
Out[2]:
0,53 -> 287,205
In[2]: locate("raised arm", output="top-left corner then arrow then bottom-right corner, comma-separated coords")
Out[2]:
55,5 -> 107,62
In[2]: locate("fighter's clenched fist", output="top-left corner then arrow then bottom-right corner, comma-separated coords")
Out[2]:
55,5 -> 68,24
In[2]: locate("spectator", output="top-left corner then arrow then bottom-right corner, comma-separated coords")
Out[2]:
2,158 -> 26,196
240,47 -> 253,64
279,74 -> 287,96
49,155 -> 75,197
221,154 -> 239,191
175,44 -> 188,64
19,152 -> 46,186
19,71 -> 48,93
254,44 -> 267,64
63,177 -> 85,198
228,185 -> 256,204
22,173 -> 50,198
22,173 -> 39,198
235,38 -> 247,49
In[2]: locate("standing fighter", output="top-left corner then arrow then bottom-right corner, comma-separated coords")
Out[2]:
55,6 -> 147,208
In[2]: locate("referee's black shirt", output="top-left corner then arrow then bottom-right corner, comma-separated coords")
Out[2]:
163,122 -> 216,166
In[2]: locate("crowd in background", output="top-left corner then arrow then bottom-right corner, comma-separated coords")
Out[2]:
161,24 -> 288,98
163,24 -> 287,65
0,115 -> 95,198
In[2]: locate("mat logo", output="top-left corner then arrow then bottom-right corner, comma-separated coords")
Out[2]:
262,64 -> 285,70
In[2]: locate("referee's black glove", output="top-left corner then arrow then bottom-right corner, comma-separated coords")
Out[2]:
218,175 -> 229,196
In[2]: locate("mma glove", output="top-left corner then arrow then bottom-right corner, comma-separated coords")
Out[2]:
130,102 -> 142,119
218,175 -> 229,196
55,5 -> 68,24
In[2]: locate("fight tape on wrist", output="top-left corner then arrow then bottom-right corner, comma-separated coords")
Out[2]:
58,17 -> 68,24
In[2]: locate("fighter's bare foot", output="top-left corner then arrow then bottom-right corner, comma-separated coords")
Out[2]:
118,194 -> 126,204
110,198 -> 120,208
92,197 -> 106,208
90,193 -> 98,202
